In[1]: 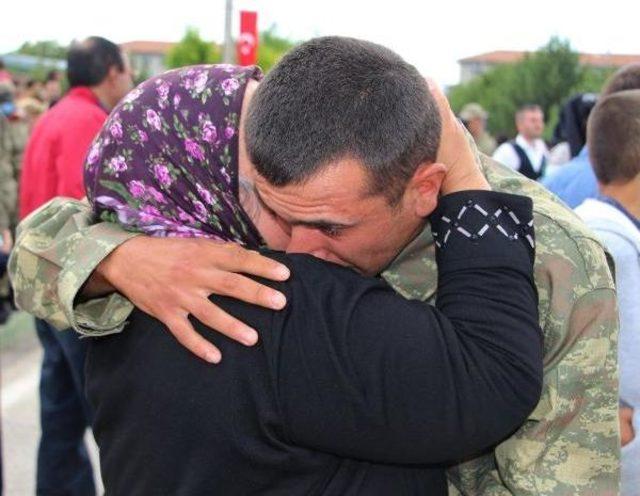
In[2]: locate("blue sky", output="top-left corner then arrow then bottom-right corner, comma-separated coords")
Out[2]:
2,0 -> 638,85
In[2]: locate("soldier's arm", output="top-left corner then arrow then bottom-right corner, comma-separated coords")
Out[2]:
447,453 -> 505,495
9,197 -> 290,362
447,237 -> 620,495
447,290 -> 620,496
8,197 -> 140,334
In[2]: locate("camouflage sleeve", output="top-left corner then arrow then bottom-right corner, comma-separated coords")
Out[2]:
8,197 -> 140,335
446,237 -> 620,495
385,153 -> 620,495
445,156 -> 620,495
447,454 -> 501,495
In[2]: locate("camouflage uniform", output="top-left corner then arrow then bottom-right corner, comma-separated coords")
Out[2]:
475,131 -> 497,157
384,156 -> 620,495
8,156 -> 620,495
458,103 -> 497,156
0,114 -> 16,231
0,113 -> 26,296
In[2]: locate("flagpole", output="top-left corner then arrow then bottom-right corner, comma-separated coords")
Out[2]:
223,0 -> 234,63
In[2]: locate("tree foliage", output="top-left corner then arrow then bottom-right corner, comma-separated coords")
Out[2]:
17,40 -> 68,60
448,37 -> 615,138
257,27 -> 296,72
166,28 -> 221,69
166,26 -> 295,73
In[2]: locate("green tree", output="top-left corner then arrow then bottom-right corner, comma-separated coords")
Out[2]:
165,25 -> 295,73
257,27 -> 296,72
17,40 -> 68,60
166,28 -> 221,69
575,66 -> 615,93
448,37 -> 614,138
8,41 -> 67,81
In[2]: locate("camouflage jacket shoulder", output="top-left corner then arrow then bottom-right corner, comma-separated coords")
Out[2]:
385,155 -> 620,495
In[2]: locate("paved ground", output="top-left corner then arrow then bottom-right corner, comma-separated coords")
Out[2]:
1,311 -> 102,495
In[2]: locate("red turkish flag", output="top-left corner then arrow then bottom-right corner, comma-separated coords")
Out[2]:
237,11 -> 258,66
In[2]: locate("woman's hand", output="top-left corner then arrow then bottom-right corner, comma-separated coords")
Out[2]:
426,78 -> 490,194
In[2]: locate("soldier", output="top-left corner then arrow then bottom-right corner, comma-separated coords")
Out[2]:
459,102 -> 497,156
0,107 -> 14,233
10,38 -> 619,495
0,84 -> 22,323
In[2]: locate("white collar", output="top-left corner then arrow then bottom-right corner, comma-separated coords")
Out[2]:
515,134 -> 541,150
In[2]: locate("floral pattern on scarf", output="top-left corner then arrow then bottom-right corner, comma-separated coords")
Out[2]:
84,64 -> 263,247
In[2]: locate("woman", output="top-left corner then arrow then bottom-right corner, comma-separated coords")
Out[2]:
84,64 -> 542,495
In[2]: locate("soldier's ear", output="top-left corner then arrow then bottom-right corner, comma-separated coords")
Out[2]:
407,162 -> 446,218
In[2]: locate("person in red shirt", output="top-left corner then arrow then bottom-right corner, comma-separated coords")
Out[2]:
20,39 -> 132,218
19,36 -> 132,496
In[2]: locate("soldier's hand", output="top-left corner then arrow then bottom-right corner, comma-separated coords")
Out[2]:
94,236 -> 290,364
425,78 -> 490,194
620,406 -> 635,447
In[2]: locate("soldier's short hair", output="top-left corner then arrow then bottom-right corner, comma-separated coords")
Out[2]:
601,64 -> 640,96
588,89 -> 640,184
246,36 -> 441,206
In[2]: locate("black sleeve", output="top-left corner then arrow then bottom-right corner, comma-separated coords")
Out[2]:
256,190 -> 543,465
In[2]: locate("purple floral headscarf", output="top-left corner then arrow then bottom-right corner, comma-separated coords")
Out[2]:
84,64 -> 263,247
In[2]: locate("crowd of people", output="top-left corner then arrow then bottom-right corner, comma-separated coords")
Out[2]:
0,34 -> 638,495
0,62 -> 63,320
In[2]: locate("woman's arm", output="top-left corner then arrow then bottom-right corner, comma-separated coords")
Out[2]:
248,190 -> 542,465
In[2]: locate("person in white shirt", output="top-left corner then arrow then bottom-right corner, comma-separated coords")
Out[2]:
492,104 -> 549,181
